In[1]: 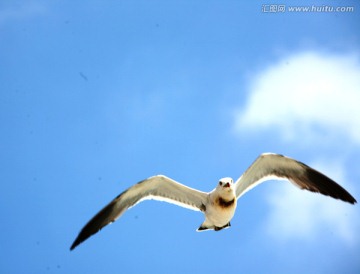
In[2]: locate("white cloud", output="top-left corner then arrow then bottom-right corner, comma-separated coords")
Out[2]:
235,52 -> 360,145
234,51 -> 360,245
265,160 -> 359,245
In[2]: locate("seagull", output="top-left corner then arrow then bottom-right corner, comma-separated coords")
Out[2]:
70,153 -> 356,250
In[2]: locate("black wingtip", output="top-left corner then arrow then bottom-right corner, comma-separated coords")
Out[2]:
305,167 -> 357,205
70,243 -> 76,251
348,196 -> 357,205
70,237 -> 81,251
69,196 -> 122,252
69,223 -> 97,251
69,226 -> 97,251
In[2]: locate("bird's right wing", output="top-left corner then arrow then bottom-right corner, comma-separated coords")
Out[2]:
70,175 -> 208,250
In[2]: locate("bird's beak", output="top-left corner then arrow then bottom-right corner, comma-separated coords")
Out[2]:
224,183 -> 230,188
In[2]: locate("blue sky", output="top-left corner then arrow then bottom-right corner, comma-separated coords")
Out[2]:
1,1 -> 360,273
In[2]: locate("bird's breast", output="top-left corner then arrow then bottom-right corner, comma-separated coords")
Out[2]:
205,195 -> 237,227
216,197 -> 236,209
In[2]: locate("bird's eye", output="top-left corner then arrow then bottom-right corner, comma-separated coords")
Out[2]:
219,181 -> 223,186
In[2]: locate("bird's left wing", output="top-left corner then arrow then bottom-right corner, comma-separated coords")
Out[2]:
70,175 -> 208,250
234,153 -> 356,204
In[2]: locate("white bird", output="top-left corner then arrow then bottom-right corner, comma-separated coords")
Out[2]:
70,153 -> 356,250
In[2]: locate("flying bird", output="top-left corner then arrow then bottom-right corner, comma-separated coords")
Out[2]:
70,153 -> 356,250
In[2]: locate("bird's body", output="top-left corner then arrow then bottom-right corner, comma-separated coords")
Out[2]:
70,153 -> 356,250
198,177 -> 237,231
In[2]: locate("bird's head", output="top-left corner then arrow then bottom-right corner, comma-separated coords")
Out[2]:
216,177 -> 234,194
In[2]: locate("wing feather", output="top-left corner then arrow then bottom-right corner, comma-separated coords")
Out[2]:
234,153 -> 357,204
70,175 -> 207,250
